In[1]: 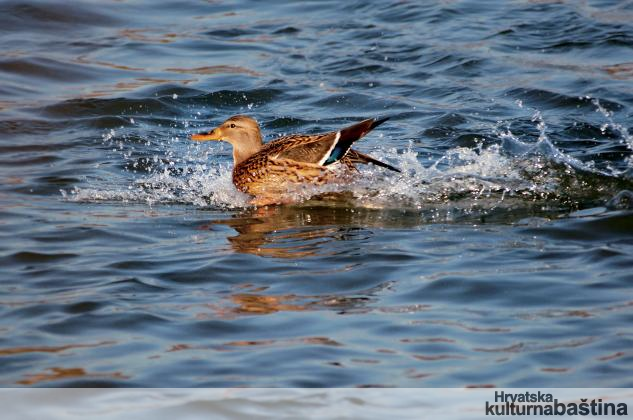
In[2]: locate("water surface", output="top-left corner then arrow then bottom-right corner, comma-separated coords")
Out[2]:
1,0 -> 633,387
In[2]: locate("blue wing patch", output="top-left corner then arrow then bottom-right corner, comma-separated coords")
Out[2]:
323,145 -> 347,165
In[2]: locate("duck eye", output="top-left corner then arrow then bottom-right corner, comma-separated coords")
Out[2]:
230,123 -> 236,128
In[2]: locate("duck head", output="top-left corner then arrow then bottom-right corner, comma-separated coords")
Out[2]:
191,115 -> 263,165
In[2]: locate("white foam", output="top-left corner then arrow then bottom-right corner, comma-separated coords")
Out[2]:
592,98 -> 633,169
69,162 -> 250,208
65,108 -> 632,210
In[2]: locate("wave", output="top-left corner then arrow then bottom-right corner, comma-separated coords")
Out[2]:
64,103 -> 633,218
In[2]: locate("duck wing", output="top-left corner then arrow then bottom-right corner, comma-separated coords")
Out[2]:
345,149 -> 401,173
267,117 -> 390,166
270,133 -> 338,165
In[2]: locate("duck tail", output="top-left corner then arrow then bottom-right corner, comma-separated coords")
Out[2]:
323,116 -> 390,165
369,116 -> 390,131
346,149 -> 401,173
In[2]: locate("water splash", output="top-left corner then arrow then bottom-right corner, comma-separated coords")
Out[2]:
592,98 -> 633,171
69,161 -> 250,208
66,106 -> 633,213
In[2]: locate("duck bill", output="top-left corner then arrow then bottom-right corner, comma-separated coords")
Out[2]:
191,127 -> 223,141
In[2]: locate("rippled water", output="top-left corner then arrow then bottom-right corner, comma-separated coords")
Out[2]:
1,0 -> 633,387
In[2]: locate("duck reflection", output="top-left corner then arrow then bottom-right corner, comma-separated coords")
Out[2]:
230,293 -> 310,314
200,199 -> 421,259
227,292 -> 375,315
195,202 -> 420,318
205,280 -> 399,318
199,290 -> 376,319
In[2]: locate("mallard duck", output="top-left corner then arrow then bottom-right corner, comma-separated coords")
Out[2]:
191,115 -> 399,204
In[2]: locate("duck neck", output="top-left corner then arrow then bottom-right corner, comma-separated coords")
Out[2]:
233,148 -> 256,166
231,137 -> 263,166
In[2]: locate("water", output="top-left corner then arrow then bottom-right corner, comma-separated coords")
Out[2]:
1,0 -> 633,387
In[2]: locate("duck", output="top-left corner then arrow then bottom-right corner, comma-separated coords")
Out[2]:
191,115 -> 399,205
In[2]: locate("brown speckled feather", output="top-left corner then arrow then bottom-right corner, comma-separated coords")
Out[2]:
273,133 -> 338,164
233,119 -> 399,195
193,115 -> 398,201
233,156 -> 330,195
232,132 -> 337,194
